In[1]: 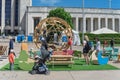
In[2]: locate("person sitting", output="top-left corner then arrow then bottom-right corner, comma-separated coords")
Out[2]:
103,40 -> 108,48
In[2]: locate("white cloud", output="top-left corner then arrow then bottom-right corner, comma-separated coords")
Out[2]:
40,0 -> 60,6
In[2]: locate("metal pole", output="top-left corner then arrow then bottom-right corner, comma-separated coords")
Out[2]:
82,0 -> 85,43
109,0 -> 112,9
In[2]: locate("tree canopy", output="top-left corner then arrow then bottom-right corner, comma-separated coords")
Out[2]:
47,8 -> 73,29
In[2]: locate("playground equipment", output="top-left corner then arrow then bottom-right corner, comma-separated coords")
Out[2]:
34,17 -> 73,49
97,51 -> 109,65
90,50 -> 109,65
21,43 -> 28,52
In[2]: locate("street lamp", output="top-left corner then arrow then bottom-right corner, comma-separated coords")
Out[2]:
82,0 -> 85,43
109,0 -> 112,9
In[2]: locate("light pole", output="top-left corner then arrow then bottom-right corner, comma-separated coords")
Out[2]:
82,0 -> 85,43
109,0 -> 112,9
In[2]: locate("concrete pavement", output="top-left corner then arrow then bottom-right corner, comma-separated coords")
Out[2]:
0,71 -> 120,80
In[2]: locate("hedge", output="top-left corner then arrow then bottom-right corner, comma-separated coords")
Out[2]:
79,33 -> 120,44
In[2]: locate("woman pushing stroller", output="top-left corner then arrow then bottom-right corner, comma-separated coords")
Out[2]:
31,37 -> 52,75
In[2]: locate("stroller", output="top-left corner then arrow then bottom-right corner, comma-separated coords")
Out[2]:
30,47 -> 50,75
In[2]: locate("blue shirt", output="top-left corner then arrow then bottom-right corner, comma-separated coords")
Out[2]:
9,39 -> 14,49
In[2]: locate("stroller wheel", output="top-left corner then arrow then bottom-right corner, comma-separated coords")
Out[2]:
31,70 -> 37,75
45,70 -> 50,75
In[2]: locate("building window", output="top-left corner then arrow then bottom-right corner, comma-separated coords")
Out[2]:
14,30 -> 19,35
5,30 -> 11,36
14,0 -> 18,26
86,19 -> 88,31
5,0 -> 11,26
0,0 -> 2,26
34,17 -> 40,29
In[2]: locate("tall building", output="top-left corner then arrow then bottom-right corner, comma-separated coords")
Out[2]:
0,0 -> 32,35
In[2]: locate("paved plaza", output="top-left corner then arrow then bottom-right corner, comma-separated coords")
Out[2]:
0,71 -> 120,80
0,40 -> 120,80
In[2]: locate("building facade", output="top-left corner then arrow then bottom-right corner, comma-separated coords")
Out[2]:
0,0 -> 31,35
1,0 -> 120,36
26,7 -> 120,35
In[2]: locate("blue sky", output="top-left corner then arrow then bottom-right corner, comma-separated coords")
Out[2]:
32,0 -> 120,9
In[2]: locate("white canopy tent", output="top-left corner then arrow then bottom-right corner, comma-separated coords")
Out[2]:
72,30 -> 81,45
91,28 -> 118,34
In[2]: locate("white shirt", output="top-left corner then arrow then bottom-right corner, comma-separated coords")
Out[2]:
83,40 -> 87,48
96,41 -> 101,51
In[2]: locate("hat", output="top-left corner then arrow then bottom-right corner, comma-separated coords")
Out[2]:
10,49 -> 14,52
30,48 -> 33,50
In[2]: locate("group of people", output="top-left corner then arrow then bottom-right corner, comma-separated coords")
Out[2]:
7,34 -> 114,70
7,34 -> 73,71
82,35 -> 115,65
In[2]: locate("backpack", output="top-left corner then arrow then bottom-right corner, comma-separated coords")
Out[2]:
85,41 -> 91,51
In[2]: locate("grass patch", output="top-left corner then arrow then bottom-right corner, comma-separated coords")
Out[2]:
0,51 -> 119,71
19,50 -> 29,61
0,59 -> 22,71
49,59 -> 118,71
1,50 -> 34,71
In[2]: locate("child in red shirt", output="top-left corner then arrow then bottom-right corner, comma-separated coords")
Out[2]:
8,49 -> 15,71
68,36 -> 73,50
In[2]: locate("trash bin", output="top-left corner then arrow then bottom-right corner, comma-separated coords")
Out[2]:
17,35 -> 21,42
21,35 -> 25,42
62,36 -> 68,42
28,35 -> 33,42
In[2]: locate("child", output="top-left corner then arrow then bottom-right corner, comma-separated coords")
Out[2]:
8,49 -> 15,71
29,48 -> 34,59
67,36 -> 73,50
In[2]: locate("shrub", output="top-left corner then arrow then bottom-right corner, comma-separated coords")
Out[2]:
79,33 -> 120,44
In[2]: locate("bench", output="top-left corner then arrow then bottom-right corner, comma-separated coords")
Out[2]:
49,55 -> 74,68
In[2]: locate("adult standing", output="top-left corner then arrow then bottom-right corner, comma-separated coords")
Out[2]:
82,35 -> 90,65
95,38 -> 101,53
8,37 -> 14,55
40,37 -> 49,63
110,38 -> 114,48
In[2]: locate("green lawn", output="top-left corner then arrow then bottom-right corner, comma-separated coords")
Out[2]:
0,50 -> 119,71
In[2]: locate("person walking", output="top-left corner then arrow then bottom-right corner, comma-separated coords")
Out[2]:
8,49 -> 15,71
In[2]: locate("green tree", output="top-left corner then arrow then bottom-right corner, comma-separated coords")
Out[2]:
47,8 -> 73,29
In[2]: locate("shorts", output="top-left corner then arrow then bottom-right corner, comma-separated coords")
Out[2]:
83,48 -> 89,53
